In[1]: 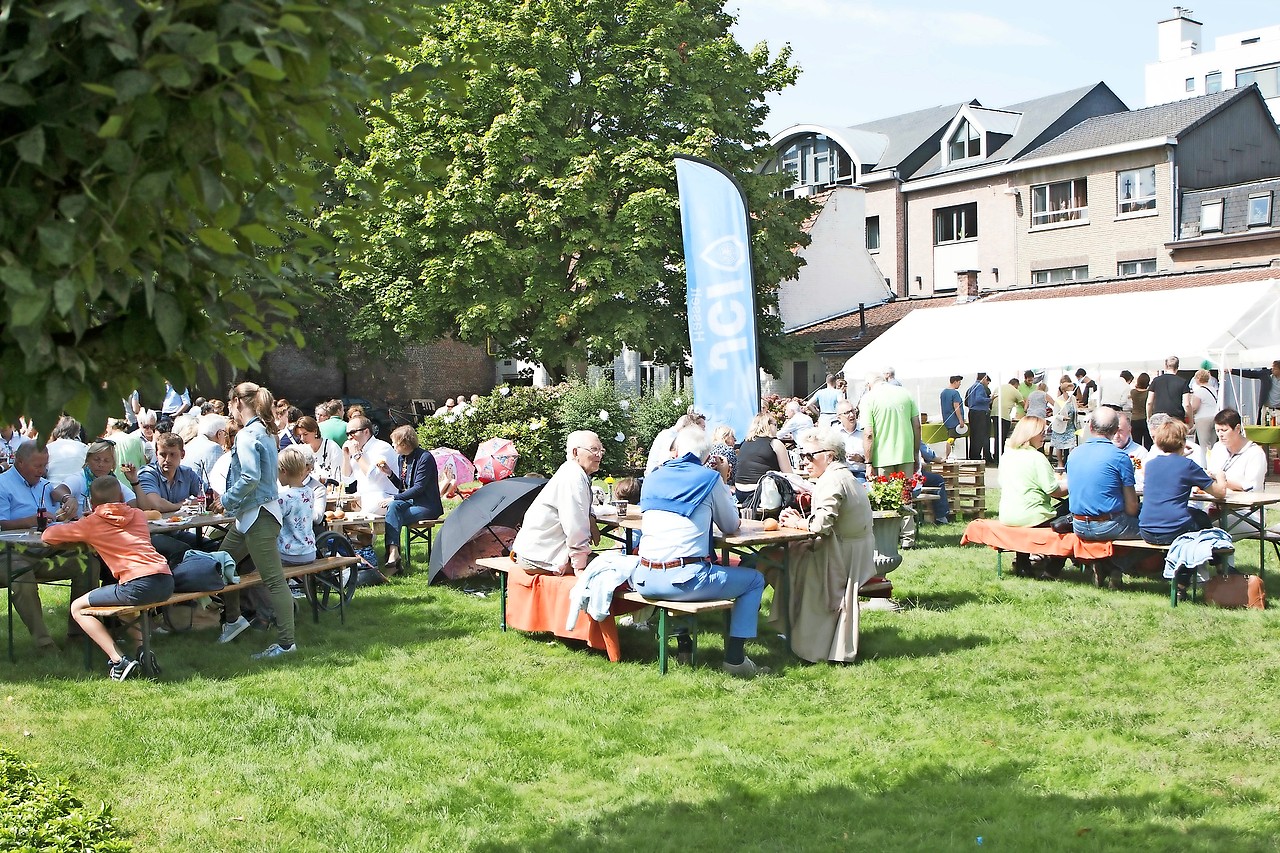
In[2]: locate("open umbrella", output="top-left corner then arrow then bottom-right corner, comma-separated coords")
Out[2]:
430,447 -> 476,485
474,437 -> 519,483
428,476 -> 547,583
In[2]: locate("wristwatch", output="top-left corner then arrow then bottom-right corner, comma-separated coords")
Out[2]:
352,452 -> 363,460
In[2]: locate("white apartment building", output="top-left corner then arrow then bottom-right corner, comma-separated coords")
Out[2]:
1145,7 -> 1280,121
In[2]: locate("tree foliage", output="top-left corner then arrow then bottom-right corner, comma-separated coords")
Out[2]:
0,1 -> 450,428
332,0 -> 810,377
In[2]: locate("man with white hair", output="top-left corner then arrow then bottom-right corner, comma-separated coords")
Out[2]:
185,413 -> 228,484
636,427 -> 768,677
511,430 -> 603,575
1067,407 -> 1140,589
1111,412 -> 1147,462
884,367 -> 902,387
777,400 -> 814,441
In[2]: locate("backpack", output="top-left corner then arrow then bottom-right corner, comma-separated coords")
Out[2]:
744,472 -> 800,519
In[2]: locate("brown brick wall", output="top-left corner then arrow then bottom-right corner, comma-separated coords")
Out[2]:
213,340 -> 496,409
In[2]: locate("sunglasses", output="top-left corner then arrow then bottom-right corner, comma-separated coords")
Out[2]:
799,450 -> 832,461
346,427 -> 369,437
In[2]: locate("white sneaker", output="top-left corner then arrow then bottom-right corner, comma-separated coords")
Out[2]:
721,656 -> 770,678
251,643 -> 297,661
217,616 -> 250,644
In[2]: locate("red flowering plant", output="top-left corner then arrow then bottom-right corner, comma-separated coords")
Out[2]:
866,471 -> 926,513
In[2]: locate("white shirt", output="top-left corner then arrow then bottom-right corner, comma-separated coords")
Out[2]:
778,412 -> 815,441
344,436 -> 398,513
1207,440 -> 1267,492
638,479 -> 740,563
1114,438 -> 1147,463
46,438 -> 88,486
1191,384 -> 1219,422
511,460 -> 593,573
835,423 -> 865,461
209,451 -> 233,496
645,427 -> 679,473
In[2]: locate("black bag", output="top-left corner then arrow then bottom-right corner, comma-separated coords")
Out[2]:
171,551 -> 226,593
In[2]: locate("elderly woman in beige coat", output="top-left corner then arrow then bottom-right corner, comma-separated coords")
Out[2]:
776,427 -> 875,663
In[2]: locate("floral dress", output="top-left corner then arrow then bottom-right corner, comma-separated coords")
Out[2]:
1049,394 -> 1077,450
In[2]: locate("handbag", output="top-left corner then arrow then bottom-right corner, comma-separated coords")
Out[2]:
1203,573 -> 1265,609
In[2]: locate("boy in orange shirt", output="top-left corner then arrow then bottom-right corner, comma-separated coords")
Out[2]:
42,476 -> 174,680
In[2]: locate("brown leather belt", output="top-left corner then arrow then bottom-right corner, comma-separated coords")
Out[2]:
1073,513 -> 1115,522
639,556 -> 711,570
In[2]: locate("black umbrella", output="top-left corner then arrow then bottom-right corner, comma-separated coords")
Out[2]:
428,476 -> 547,584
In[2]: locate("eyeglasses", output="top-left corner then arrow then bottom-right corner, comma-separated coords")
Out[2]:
346,427 -> 369,437
837,411 -> 856,418
799,449 -> 833,461
576,446 -> 604,456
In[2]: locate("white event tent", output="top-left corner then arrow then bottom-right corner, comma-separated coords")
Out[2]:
842,279 -> 1280,421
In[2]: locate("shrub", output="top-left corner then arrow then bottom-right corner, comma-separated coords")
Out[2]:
0,747 -> 132,851
554,379 -> 632,475
627,383 -> 692,454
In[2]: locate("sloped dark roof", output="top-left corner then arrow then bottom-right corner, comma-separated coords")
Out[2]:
852,101 -> 971,176
914,84 -> 1114,178
1018,88 -> 1247,161
1179,177 -> 1280,239
788,294 -> 958,353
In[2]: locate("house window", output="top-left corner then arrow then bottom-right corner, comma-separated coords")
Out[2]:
1247,193 -> 1272,227
947,119 -> 981,163
1237,64 -> 1280,99
1118,259 -> 1157,277
934,202 -> 978,245
1200,199 -> 1224,233
1117,167 -> 1157,215
773,134 -> 856,194
1206,71 -> 1222,94
1185,77 -> 1195,92
1031,179 -> 1088,227
1031,265 -> 1088,285
866,216 -> 881,251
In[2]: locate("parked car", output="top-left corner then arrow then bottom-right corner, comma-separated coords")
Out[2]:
340,397 -> 393,439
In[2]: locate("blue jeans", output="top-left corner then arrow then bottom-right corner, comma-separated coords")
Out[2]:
631,562 -> 766,639
920,471 -> 950,522
384,500 -> 438,554
1074,515 -> 1140,569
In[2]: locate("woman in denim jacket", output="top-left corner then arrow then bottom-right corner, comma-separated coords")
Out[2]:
214,382 -> 296,660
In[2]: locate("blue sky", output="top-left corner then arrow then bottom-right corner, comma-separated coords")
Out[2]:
729,0 -> 1278,137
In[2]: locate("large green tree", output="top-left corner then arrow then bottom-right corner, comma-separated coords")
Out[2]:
331,0 -> 809,377
0,1 -> 450,427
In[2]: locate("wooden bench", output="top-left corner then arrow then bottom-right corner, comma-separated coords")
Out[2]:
476,557 -> 734,674
403,518 -> 443,574
1112,539 -> 1235,607
80,555 -> 361,676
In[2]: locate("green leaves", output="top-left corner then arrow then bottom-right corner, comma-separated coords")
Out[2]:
0,0 -> 455,425
326,0 -> 806,376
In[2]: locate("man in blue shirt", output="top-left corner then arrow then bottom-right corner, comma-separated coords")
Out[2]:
964,373 -> 994,463
812,374 -> 843,427
137,433 -> 212,564
1068,408 -> 1140,589
0,443 -> 92,652
940,376 -> 964,439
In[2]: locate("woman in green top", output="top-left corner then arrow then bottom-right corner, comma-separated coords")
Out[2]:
999,416 -> 1069,578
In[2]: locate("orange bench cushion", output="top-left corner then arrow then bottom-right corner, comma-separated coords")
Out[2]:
961,519 -> 1114,561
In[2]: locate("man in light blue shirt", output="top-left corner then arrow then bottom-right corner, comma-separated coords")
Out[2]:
0,443 -> 91,651
636,427 -> 767,678
161,381 -> 191,418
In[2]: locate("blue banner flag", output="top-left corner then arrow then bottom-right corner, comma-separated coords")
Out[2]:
674,155 -> 760,441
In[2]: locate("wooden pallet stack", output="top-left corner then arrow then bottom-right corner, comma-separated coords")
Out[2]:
929,459 -> 987,518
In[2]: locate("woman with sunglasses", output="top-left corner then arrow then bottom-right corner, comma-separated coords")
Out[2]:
776,427 -> 874,663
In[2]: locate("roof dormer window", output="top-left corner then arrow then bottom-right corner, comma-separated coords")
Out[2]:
947,119 -> 981,163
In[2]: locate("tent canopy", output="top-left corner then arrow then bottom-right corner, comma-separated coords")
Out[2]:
842,279 -> 1280,416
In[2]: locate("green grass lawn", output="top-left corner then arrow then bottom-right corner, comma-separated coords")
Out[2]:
4,511 -> 1280,851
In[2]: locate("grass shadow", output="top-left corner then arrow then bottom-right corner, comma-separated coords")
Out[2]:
471,764 -> 1272,852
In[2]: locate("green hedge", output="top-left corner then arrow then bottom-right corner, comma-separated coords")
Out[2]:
0,747 -> 131,852
416,380 -> 695,478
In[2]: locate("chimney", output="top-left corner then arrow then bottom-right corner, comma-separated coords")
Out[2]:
956,269 -> 979,304
1158,7 -> 1202,62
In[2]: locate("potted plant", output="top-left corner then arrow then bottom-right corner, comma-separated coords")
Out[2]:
864,471 -> 923,574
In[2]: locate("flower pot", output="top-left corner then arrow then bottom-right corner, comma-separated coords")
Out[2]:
872,510 -> 905,575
